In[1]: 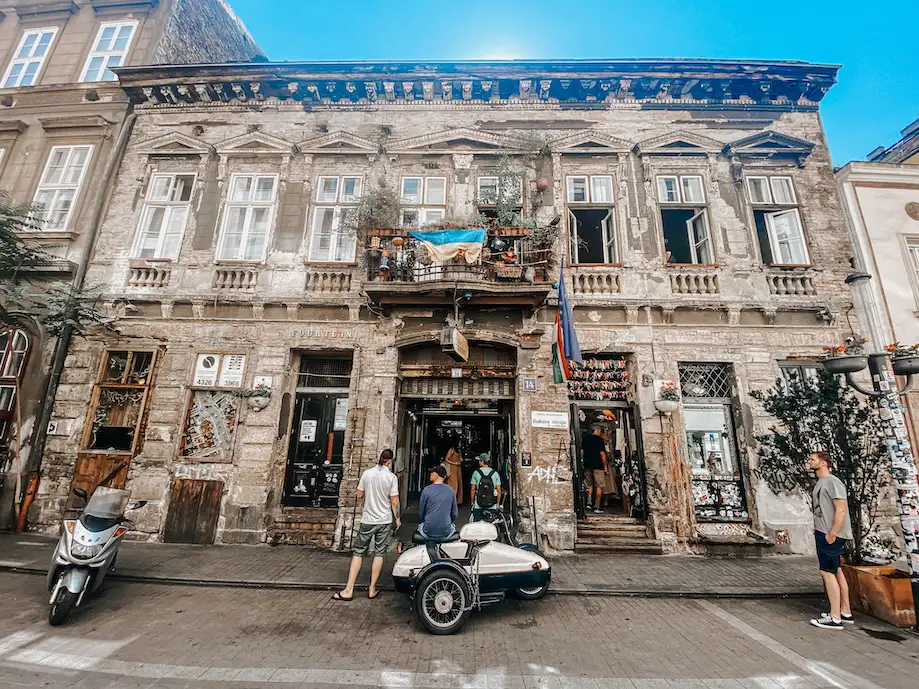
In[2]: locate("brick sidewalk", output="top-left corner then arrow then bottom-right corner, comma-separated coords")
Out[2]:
0,532 -> 823,596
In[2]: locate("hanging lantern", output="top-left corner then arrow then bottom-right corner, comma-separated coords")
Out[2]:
536,178 -> 550,192
392,236 -> 405,248
379,250 -> 391,279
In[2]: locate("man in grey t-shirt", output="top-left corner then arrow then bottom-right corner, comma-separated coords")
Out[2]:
808,451 -> 854,630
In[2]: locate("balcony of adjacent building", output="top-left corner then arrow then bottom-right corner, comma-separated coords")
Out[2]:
361,228 -> 554,307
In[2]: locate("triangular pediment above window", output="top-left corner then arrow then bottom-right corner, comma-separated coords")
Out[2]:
388,127 -> 524,154
136,131 -> 215,157
298,131 -> 380,155
551,130 -> 631,154
633,130 -> 723,156
723,131 -> 815,164
215,131 -> 296,156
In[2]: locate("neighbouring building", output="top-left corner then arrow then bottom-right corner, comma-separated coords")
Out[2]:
0,0 -> 263,528
31,59 -> 857,555
837,117 -> 919,444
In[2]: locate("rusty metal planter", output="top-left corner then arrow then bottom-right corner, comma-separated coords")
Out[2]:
842,564 -> 916,628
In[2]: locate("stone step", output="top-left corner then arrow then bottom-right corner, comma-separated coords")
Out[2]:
577,515 -> 644,525
577,524 -> 649,536
575,535 -> 659,547
574,541 -> 664,555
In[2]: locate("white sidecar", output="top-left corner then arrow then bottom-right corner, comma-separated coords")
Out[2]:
393,521 -> 551,634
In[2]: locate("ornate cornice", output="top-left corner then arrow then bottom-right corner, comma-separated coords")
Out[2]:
13,1 -> 78,22
115,59 -> 840,111
723,131 -> 815,165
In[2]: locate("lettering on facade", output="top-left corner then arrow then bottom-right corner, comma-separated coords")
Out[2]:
291,327 -> 356,340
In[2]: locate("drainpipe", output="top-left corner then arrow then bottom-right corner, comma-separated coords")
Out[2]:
24,111 -> 138,485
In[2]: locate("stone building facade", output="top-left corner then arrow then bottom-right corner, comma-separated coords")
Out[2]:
0,0 -> 262,528
31,59 -> 855,555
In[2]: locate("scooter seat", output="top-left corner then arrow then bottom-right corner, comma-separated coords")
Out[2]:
411,530 -> 461,545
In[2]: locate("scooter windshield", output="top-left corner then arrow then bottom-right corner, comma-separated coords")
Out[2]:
84,487 -> 131,519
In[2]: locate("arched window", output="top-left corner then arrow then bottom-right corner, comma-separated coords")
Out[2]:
0,329 -> 30,449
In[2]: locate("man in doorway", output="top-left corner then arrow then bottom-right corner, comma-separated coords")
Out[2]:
470,453 -> 501,522
418,465 -> 458,541
334,449 -> 401,601
808,450 -> 854,630
582,424 -> 608,514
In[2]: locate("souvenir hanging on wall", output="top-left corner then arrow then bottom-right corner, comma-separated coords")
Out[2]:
567,358 -> 632,401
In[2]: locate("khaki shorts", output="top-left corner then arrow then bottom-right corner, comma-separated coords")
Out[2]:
353,522 -> 394,557
585,469 -> 606,487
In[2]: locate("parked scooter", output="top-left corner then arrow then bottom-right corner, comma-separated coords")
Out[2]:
46,483 -> 145,625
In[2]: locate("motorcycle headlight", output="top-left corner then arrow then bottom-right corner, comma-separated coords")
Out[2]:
70,542 -> 104,559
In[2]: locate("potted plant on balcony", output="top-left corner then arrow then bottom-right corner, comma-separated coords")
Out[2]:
753,369 -> 915,628
885,342 -> 919,376
820,337 -> 869,375
654,380 -> 681,414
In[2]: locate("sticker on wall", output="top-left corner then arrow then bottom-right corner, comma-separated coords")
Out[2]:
299,419 -> 318,443
333,398 -> 349,431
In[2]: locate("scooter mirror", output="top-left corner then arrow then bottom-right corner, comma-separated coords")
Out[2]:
129,500 -> 147,510
73,488 -> 88,500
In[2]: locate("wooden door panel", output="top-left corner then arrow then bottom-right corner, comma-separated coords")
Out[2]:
68,455 -> 129,513
164,479 -> 222,544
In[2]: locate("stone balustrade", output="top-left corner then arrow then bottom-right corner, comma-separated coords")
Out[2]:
213,266 -> 259,290
669,271 -> 719,295
571,269 -> 621,296
127,264 -> 171,288
305,269 -> 353,293
767,272 -> 816,296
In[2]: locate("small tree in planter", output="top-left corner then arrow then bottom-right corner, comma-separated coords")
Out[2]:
751,369 -> 888,564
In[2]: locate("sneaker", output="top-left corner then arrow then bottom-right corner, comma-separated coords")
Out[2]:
840,612 -> 855,624
810,613 -> 844,630
593,507 -> 604,514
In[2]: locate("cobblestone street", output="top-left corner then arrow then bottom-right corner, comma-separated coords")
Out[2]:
1,572 -> 917,689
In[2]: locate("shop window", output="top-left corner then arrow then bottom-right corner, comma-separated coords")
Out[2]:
747,175 -> 809,266
216,174 -> 278,261
84,350 -> 156,454
476,175 -> 523,220
33,145 -> 94,232
307,174 -> 361,262
3,27 -> 57,88
678,363 -> 748,522
0,329 -> 30,457
284,354 -> 354,507
131,174 -> 195,260
80,21 -> 137,83
400,176 -> 447,228
179,353 -> 247,460
656,175 -> 712,264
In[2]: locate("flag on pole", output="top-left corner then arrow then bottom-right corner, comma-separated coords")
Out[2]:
553,265 -> 583,383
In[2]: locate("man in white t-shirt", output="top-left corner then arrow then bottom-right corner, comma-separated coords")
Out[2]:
334,449 -> 401,601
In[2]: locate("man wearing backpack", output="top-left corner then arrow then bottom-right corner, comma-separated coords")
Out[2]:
470,453 -> 501,521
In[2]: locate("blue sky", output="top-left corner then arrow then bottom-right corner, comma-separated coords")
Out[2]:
230,0 -> 918,165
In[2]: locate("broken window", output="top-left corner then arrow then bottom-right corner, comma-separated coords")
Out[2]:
657,175 -> 713,264
747,176 -> 808,265
84,350 -> 156,454
400,176 -> 447,227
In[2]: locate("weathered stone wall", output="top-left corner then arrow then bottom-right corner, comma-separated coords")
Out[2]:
32,98 -> 858,554
151,0 -> 265,65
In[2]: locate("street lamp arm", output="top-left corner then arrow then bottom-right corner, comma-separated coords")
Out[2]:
844,371 -> 913,398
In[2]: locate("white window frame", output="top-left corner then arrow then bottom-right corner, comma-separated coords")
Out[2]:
130,173 -> 196,260
903,237 -> 919,306
316,175 -> 363,203
80,20 -> 138,83
686,210 -> 714,265
657,175 -> 705,204
566,175 -> 614,204
764,208 -> 808,266
568,207 -> 617,264
400,176 -> 447,227
476,175 -> 523,207
2,27 -> 57,88
746,175 -> 797,206
400,207 -> 446,229
215,173 -> 279,262
32,145 -> 94,232
307,206 -> 356,263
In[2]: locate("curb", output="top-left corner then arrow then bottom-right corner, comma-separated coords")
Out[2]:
0,564 -> 824,599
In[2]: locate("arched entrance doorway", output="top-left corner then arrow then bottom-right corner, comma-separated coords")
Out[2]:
395,339 -> 517,520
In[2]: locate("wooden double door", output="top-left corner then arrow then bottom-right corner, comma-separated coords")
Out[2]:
163,479 -> 223,544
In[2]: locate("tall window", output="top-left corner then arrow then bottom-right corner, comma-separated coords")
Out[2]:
180,353 -> 246,461
131,174 -> 195,260
80,21 -> 137,83
567,175 -> 617,264
83,350 -> 157,454
400,176 -> 447,227
2,28 -> 57,88
0,330 -> 29,453
33,145 -> 94,232
657,174 -> 713,265
307,175 -> 362,262
747,175 -> 809,266
476,175 -> 523,221
216,174 -> 278,261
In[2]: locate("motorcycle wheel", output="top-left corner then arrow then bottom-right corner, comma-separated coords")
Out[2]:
513,544 -> 550,600
48,588 -> 77,626
414,569 -> 471,635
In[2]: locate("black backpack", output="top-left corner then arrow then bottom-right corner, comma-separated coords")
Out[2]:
475,468 -> 497,508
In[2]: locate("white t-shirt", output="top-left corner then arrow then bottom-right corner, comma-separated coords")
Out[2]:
357,465 -> 399,525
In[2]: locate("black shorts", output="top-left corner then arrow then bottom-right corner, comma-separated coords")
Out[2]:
815,530 -> 846,574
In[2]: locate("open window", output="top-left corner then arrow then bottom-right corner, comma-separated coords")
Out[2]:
747,175 -> 808,266
567,175 -> 617,264
657,175 -> 713,265
83,350 -> 156,454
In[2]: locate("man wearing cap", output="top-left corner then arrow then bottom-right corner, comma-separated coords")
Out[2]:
470,453 -> 502,522
418,465 -> 458,541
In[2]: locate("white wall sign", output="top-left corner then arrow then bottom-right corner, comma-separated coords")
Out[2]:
333,398 -> 349,431
194,353 -> 220,386
218,354 -> 246,388
531,411 -> 569,430
299,419 -> 318,443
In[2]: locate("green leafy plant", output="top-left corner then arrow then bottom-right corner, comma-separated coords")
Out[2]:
885,342 -> 919,358
751,369 -> 888,564
342,179 -> 400,235
657,381 -> 681,402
